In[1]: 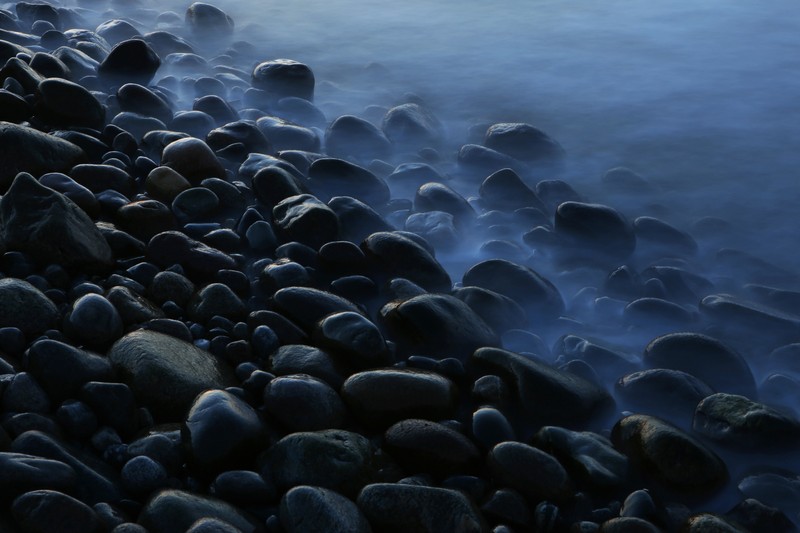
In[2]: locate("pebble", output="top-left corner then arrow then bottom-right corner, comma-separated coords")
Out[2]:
280,485 -> 371,533
384,418 -> 481,476
64,293 -> 124,349
0,278 -> 58,336
12,490 -> 100,533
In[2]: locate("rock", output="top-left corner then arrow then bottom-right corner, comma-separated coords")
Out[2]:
553,336 -> 637,379
26,339 -> 114,403
35,78 -> 105,130
39,172 -> 99,218
96,19 -> 142,47
252,166 -> 309,208
383,419 -> 480,477
186,518 -> 244,533
108,330 -> 237,421
611,414 -> 728,495
172,187 -> 219,221
280,485 -> 371,533
208,120 -> 271,154
64,293 -> 123,350
341,368 -> 458,427
726,498 -> 795,533
643,332 -> 757,398
263,374 -> 345,431
0,453 -> 76,498
615,369 -> 714,426
414,182 -> 474,224
601,517 -> 661,532
187,283 -> 246,323
0,278 -> 58,336
211,470 -> 275,506
252,59 -> 314,102
693,393 -> 800,449
380,293 -> 499,360
138,489 -> 264,533
472,407 -> 516,449
738,472 -> 800,515
146,231 -> 236,279
98,38 -> 161,86
0,89 -> 32,123
185,3 -> 234,37
623,297 -> 695,332
362,231 -> 451,293
256,116 -> 318,152
269,345 -> 345,388
308,158 -> 390,206
554,201 -> 636,263
489,441 -> 573,503
325,115 -> 391,162
12,490 -> 99,533
479,168 -> 547,212
471,347 -> 614,431
357,483 -> 485,533
264,430 -> 378,497
183,389 -> 266,475
80,381 -> 138,438
0,173 -> 112,271
273,194 -> 340,249
161,137 -> 226,184
328,196 -> 393,244
700,293 -> 800,346
121,455 -> 168,496
462,259 -> 564,321
272,286 -> 362,331
601,167 -> 656,194
382,103 -> 444,151
682,514 -> 748,532
453,286 -> 528,334
458,143 -> 522,178
71,163 -> 135,196
0,123 -> 85,192
483,123 -> 566,168
106,285 -> 166,326
633,216 -> 698,256
312,311 -> 393,369
533,426 -> 628,488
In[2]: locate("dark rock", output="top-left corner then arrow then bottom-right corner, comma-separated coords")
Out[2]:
341,368 -> 458,427
272,286 -> 362,331
0,89 -> 32,123
643,332 -> 757,398
108,330 -> 237,421
553,336 -> 637,379
738,472 -> 800,516
64,293 -> 123,350
308,158 -> 389,206
52,47 -> 99,79
0,278 -> 58,336
362,231 -> 451,292
121,455 -> 168,495
414,182 -> 474,224
601,167 -> 656,194
273,194 -> 340,250
183,389 -> 265,475
726,498 -> 795,533
472,347 -> 614,430
325,115 -> 391,162
357,483 -> 485,533
693,393 -> 800,449
0,123 -> 85,192
70,163 -> 134,196
148,270 -> 195,307
380,293 -> 499,360
554,201 -> 636,263
256,116 -> 319,152
0,453 -> 76,498
280,485 -> 371,533
312,311 -> 393,369
26,339 -> 114,403
264,429 -> 378,497
161,137 -> 226,184
481,488 -> 532,528
384,419 -> 480,477
488,441 -> 572,503
98,38 -> 161,86
186,518 -> 244,533
462,259 -> 564,321
536,179 -> 582,211
252,166 -> 309,209
458,143 -> 521,178
479,168 -> 547,212
106,285 -> 166,326
382,103 -> 443,151
138,489 -> 264,533
143,30 -> 195,57
268,345 -> 344,389
682,514 -> 747,532
35,78 -> 105,130
186,3 -> 234,37
252,59 -> 314,102
700,293 -> 800,346
612,414 -> 728,495
12,490 -> 99,533
533,426 -> 628,488
211,470 -> 275,506
623,297 -> 695,332
633,216 -> 698,256
147,231 -> 236,279
117,83 -> 173,126
81,381 -> 138,438
96,19 -> 142,47
483,122 -> 565,168
39,172 -> 100,218
263,374 -> 345,431
615,369 -> 714,426
453,286 -> 528,334
328,196 -> 393,244
208,120 -> 271,154
188,283 -> 246,323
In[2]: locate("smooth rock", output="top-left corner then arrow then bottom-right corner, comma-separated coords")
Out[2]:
26,339 -> 114,403
383,419 -> 480,477
533,426 -> 628,488
308,158 -> 389,206
98,38 -> 161,86
263,374 -> 345,431
252,59 -> 314,102
272,194 -> 339,249
280,485 -> 372,533
12,490 -> 99,533
138,489 -> 264,533
64,293 -> 123,349
362,231 -> 451,292
0,278 -> 58,336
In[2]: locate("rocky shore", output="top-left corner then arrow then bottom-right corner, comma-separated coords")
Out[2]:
0,1 -> 797,532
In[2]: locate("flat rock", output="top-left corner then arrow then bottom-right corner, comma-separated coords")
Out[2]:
108,330 -> 237,421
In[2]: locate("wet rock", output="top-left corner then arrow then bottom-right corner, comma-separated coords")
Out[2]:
0,89 -> 32,123
643,332 -> 757,398
414,182 -> 474,224
312,311 -> 393,369
612,414 -> 728,495
700,293 -> 800,346
26,339 -> 114,403
146,231 -> 237,279
264,429 -> 378,497
472,406 -> 516,449
252,166 -> 309,209
382,103 -> 444,151
256,116 -> 318,152
70,163 -> 135,196
188,283 -> 246,323
96,19 -> 142,47
328,196 -> 393,243
252,59 -> 314,102
453,286 -> 528,334
81,381 -> 138,438
633,216 -> 698,256
308,158 -> 390,206
148,270 -> 195,307
554,201 -> 636,263
462,259 -> 564,321
623,297 -> 695,332
325,115 -> 391,163
381,293 -> 499,359
472,347 -> 614,430
272,286 -> 362,331
162,137 -> 226,184
488,441 -> 572,503
458,143 -> 522,178
534,426 -> 628,488
341,368 -> 458,427
106,285 -> 165,326
186,3 -> 234,38
273,194 -> 340,250
138,489 -> 264,533
553,336 -> 637,379
726,498 -> 795,533
383,419 -> 480,477
479,168 -> 547,212
108,330 -> 237,421
483,122 -> 566,168
357,483 -> 484,533
12,490 -> 99,533
693,393 -> 800,449
0,123 -> 85,192
98,38 -> 161,86
0,453 -> 76,498
280,485 -> 371,533
362,231 -> 451,292
269,345 -> 344,388
183,389 -> 266,475
35,77 -> 105,130
64,293 -> 123,350
39,172 -> 100,218
616,369 -> 714,426
682,514 -> 747,532
121,455 -> 168,496
208,120 -> 271,154
738,472 -> 800,516
263,374 -> 345,431
0,278 -> 58,336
